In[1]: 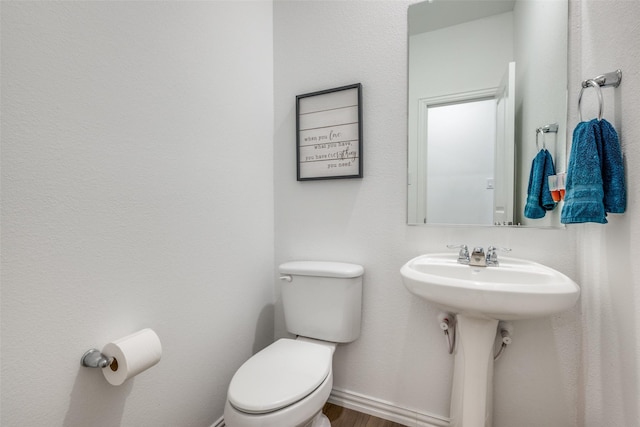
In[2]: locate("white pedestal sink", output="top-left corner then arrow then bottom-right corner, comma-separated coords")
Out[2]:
400,253 -> 580,427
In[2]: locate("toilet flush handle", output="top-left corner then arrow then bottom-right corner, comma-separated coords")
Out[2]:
279,275 -> 293,282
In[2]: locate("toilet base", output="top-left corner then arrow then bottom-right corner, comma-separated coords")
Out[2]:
306,411 -> 330,427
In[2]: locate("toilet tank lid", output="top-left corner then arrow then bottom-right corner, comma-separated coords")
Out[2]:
279,261 -> 364,278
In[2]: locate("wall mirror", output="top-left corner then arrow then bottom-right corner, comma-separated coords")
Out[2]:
407,0 -> 568,227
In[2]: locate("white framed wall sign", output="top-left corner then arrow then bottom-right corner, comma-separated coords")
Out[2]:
296,83 -> 363,181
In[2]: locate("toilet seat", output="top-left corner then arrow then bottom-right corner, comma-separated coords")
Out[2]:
227,339 -> 333,414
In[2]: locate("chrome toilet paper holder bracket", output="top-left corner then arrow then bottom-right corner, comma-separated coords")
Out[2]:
81,348 -> 113,368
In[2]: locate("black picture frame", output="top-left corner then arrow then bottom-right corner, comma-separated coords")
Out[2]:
296,83 -> 363,181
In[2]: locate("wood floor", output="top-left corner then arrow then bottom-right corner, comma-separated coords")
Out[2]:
322,403 -> 408,427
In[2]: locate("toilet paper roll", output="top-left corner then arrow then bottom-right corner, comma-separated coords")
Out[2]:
101,328 -> 162,386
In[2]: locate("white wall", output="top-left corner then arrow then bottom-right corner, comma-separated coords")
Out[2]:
570,1 -> 640,425
274,1 -> 579,426
1,2 -> 274,426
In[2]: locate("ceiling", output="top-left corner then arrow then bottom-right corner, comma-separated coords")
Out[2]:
409,0 -> 516,36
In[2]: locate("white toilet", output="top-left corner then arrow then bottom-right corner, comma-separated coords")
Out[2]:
224,261 -> 364,427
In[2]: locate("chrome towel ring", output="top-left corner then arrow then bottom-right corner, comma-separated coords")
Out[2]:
535,128 -> 545,151
577,69 -> 622,122
578,79 -> 604,122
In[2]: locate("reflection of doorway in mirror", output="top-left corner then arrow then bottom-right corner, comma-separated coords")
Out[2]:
424,99 -> 496,225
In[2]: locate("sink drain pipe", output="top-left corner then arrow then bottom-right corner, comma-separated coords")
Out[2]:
436,315 -> 513,359
437,312 -> 457,354
494,321 -> 513,361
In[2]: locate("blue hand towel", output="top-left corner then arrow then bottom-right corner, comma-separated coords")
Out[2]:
561,120 -> 606,223
524,149 -> 556,219
561,119 -> 626,224
599,119 -> 626,213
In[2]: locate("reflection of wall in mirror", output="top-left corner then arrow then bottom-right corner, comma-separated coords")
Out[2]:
408,12 -> 514,101
513,0 -> 568,226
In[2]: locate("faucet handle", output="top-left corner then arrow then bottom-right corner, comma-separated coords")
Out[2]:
486,246 -> 512,266
447,244 -> 470,264
487,246 -> 511,254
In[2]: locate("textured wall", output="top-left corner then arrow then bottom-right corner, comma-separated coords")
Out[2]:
1,2 -> 274,426
274,1 -> 579,425
571,1 -> 640,425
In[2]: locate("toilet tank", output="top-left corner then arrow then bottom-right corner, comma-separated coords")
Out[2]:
279,261 -> 363,343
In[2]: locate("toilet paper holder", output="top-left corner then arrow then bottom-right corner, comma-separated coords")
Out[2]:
81,348 -> 114,369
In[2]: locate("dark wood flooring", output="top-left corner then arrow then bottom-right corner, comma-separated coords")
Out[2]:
323,403 -> 408,427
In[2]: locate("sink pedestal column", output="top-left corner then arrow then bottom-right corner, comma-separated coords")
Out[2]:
449,315 -> 498,427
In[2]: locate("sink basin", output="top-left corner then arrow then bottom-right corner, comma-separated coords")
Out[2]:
401,253 -> 580,320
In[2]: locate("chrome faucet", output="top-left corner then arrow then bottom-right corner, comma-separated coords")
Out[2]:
469,247 -> 487,267
449,245 -> 512,267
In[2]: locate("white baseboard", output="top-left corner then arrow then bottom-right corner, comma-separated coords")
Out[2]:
211,415 -> 225,427
328,388 -> 450,427
214,388 -> 450,427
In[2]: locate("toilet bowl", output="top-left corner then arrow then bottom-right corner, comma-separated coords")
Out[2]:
223,261 -> 364,427
224,338 -> 336,427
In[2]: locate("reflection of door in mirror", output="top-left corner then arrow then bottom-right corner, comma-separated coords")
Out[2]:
415,61 -> 514,226
494,62 -> 516,225
424,98 -> 497,225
